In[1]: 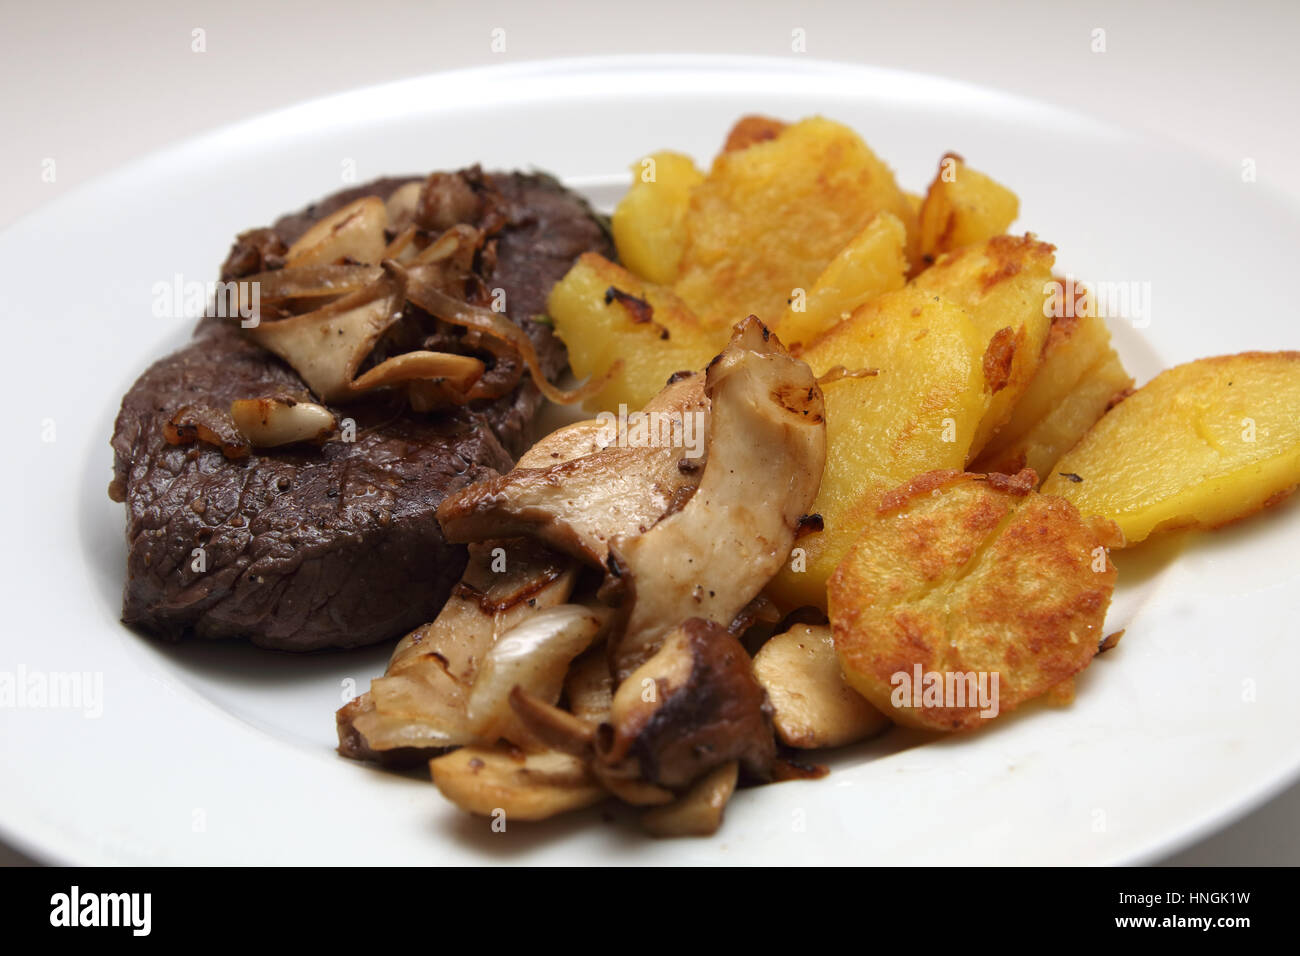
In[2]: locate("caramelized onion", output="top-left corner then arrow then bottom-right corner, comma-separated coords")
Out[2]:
400,261 -> 622,405
240,264 -> 384,305
163,404 -> 250,459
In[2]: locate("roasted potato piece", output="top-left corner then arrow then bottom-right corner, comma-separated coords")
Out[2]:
911,234 -> 1056,455
917,154 -> 1019,262
829,470 -> 1121,731
975,306 -> 1133,478
546,253 -> 716,412
774,212 -> 908,349
611,150 -> 704,284
753,624 -> 888,748
429,746 -> 606,822
721,114 -> 788,153
1042,352 -> 1300,543
767,286 -> 990,610
674,116 -> 919,328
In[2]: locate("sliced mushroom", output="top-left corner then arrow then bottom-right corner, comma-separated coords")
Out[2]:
506,686 -> 598,757
465,604 -> 609,746
752,624 -> 888,749
429,746 -> 606,822
607,317 -> 827,678
246,275 -> 404,402
595,617 -> 776,791
337,538 -> 577,762
229,396 -> 336,449
437,373 -> 709,566
563,645 -> 615,726
239,263 -> 384,307
384,181 -> 424,232
640,762 -> 739,837
285,196 -> 389,268
349,350 -> 485,396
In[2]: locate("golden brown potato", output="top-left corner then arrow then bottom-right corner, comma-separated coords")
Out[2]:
546,253 -> 716,412
753,624 -> 888,748
917,154 -> 1019,262
611,150 -> 704,285
829,470 -> 1121,731
720,114 -> 788,153
974,305 -> 1133,478
773,212 -> 908,349
766,286 -> 990,610
674,116 -> 919,329
911,234 -> 1057,455
1042,352 -> 1300,543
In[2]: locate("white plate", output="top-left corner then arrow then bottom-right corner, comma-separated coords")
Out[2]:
2,55 -> 1298,865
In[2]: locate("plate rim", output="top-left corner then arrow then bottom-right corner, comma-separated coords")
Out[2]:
3,52 -> 1298,866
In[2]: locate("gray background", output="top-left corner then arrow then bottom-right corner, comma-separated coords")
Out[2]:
1,0 -> 1296,865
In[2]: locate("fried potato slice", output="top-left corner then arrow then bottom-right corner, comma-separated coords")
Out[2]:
974,305 -> 1133,479
753,624 -> 888,748
829,470 -> 1121,731
1042,351 -> 1300,543
611,150 -> 705,285
911,234 -> 1056,456
674,116 -> 919,329
767,286 -> 990,610
917,154 -> 1019,262
774,212 -> 908,349
546,253 -> 716,412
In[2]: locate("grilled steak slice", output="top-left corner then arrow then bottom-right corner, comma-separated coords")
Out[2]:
111,170 -> 613,651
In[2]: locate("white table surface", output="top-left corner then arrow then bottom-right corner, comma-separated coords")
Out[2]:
2,0 -> 1296,865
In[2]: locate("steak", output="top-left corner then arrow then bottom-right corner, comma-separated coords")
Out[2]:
110,170 -> 613,651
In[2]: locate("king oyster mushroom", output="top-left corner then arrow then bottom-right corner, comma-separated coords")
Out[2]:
338,317 -> 829,835
436,371 -> 710,566
605,316 -> 827,678
336,537 -> 579,763
335,400 -> 646,764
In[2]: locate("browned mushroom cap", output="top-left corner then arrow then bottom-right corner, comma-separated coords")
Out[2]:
437,373 -> 709,566
606,316 -> 827,679
595,618 -> 776,791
